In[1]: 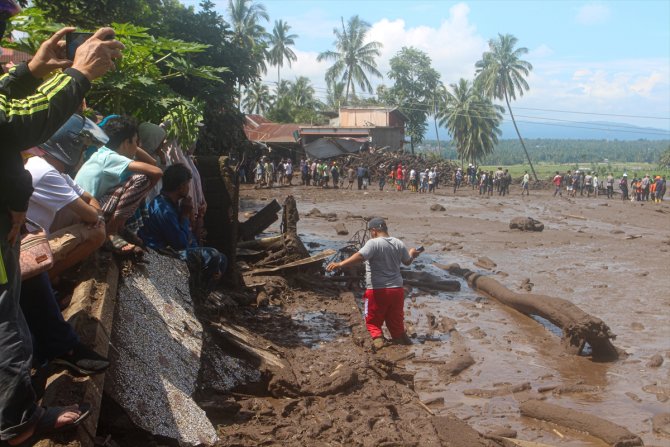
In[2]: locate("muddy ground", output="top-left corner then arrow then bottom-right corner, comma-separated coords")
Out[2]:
215,182 -> 670,447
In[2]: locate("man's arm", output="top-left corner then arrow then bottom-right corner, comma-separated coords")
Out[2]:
127,161 -> 163,185
134,147 -> 158,165
401,247 -> 420,266
326,252 -> 364,272
80,191 -> 101,210
64,197 -> 100,225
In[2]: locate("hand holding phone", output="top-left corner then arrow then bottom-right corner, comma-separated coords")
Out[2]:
66,32 -> 94,60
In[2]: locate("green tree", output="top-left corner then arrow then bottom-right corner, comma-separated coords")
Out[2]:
437,78 -> 502,164
325,79 -> 345,110
228,0 -> 269,46
475,33 -> 537,180
242,80 -> 273,114
660,146 -> 670,168
380,47 -> 441,153
268,19 -> 297,85
317,15 -> 382,103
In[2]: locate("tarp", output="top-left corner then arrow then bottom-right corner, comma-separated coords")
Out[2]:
304,137 -> 368,160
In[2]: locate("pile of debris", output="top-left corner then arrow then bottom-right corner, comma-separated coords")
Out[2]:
332,150 -> 460,185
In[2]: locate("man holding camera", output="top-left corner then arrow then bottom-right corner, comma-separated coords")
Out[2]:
326,218 -> 421,350
0,23 -> 123,445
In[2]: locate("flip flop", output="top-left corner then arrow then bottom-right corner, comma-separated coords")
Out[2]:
9,404 -> 91,447
104,234 -> 144,258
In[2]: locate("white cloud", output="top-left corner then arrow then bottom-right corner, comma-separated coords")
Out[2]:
575,2 -> 612,25
263,2 -> 487,99
528,44 -> 554,59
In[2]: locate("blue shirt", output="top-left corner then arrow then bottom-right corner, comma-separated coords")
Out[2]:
74,146 -> 132,198
138,194 -> 196,251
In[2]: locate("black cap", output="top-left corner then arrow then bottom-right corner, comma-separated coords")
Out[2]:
367,217 -> 387,231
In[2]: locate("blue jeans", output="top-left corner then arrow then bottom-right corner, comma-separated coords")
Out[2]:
0,213 -> 39,441
180,247 -> 227,285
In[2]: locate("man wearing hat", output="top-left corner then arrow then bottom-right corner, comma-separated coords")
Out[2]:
327,218 -> 421,349
25,114 -> 109,281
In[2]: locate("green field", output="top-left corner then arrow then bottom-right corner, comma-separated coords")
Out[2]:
479,162 -> 670,181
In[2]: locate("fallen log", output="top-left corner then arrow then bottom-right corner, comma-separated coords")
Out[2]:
435,263 -> 623,361
238,199 -> 281,240
237,235 -> 282,250
401,270 -> 461,292
519,400 -> 643,447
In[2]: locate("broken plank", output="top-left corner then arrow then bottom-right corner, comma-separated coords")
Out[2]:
238,199 -> 281,241
247,249 -> 336,275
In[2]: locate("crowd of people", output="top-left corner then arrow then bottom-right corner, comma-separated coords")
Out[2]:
1,26 -> 225,446
248,155 -> 667,204
552,170 -> 666,202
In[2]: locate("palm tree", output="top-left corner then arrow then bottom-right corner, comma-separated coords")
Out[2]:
268,20 -> 298,85
325,79 -> 345,110
475,33 -> 537,180
438,78 -> 503,164
317,15 -> 383,103
228,0 -> 269,46
242,80 -> 273,114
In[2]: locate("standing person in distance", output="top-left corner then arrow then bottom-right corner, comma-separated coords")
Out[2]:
326,218 -> 421,350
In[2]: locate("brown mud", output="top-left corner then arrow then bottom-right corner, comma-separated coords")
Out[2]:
227,182 -> 670,447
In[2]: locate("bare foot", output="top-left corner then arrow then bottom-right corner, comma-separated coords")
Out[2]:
7,406 -> 81,445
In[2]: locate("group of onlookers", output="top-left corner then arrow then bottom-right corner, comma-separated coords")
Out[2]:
1,26 -> 225,446
552,170 -> 666,202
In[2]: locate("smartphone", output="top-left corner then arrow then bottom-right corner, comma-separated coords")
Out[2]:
66,32 -> 94,60
416,246 -> 425,253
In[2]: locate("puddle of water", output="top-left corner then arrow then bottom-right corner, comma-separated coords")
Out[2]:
291,310 -> 351,349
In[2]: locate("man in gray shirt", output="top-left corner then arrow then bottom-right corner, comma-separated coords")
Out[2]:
327,218 -> 420,349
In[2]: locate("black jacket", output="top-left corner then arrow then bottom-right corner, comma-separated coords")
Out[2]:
0,63 -> 90,213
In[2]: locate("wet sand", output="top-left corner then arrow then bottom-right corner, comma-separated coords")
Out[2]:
236,182 -> 670,446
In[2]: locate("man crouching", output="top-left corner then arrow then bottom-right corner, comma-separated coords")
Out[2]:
327,218 -> 420,350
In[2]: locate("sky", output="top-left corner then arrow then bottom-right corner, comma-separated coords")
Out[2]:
182,0 -> 670,137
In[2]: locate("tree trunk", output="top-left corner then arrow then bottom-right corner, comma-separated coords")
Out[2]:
433,97 -> 441,152
504,92 -> 538,182
435,263 -> 623,361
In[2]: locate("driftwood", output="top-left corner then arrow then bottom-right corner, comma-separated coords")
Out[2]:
247,249 -> 336,275
435,263 -> 622,361
238,199 -> 281,240
519,400 -> 643,447
237,235 -> 282,250
401,270 -> 461,292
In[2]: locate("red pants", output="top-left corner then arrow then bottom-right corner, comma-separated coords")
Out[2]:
363,287 -> 405,339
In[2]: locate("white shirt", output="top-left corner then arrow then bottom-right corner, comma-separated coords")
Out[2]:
284,162 -> 293,175
409,169 -> 416,180
26,156 -> 84,233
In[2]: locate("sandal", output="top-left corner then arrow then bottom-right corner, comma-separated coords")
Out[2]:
8,404 -> 91,447
104,234 -> 144,258
52,343 -> 110,376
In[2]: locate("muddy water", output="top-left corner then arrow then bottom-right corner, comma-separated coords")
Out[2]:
240,188 -> 670,446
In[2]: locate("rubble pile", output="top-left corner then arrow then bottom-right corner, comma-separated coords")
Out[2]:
333,151 -> 460,185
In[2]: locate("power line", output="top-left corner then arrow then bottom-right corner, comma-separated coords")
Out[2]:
513,106 -> 669,121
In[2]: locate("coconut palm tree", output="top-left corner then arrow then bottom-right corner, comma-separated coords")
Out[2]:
268,20 -> 298,85
242,80 -> 273,114
228,0 -> 269,46
475,33 -> 537,180
438,78 -> 503,164
317,15 -> 382,103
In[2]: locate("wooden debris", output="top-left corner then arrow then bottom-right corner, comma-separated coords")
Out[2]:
247,249 -> 336,275
435,262 -> 623,360
519,399 -> 643,446
238,198 -> 281,240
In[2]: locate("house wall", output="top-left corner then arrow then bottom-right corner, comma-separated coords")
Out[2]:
370,127 -> 404,150
340,109 -> 391,127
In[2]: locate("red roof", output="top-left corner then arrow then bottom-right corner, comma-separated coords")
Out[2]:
244,115 -> 300,144
1,47 -> 32,67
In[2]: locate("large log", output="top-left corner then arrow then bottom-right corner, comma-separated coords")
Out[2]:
238,199 -> 281,241
435,263 -> 622,361
519,400 -> 643,447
